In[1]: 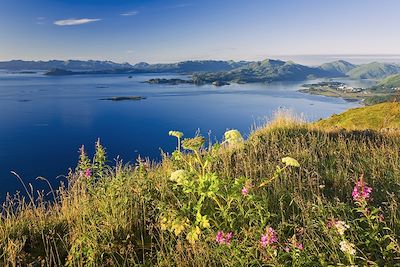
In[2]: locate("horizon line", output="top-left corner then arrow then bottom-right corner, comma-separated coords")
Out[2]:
2,54 -> 400,65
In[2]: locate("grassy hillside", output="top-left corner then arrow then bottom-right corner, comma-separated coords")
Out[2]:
315,102 -> 400,130
347,62 -> 400,79
1,115 -> 400,266
192,59 -> 334,84
319,60 -> 356,76
378,74 -> 400,88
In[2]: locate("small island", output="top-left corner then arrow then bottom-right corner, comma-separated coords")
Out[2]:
44,68 -> 77,76
212,80 -> 230,86
100,96 -> 146,101
145,78 -> 193,85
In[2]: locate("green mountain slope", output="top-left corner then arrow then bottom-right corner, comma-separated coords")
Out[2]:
319,60 -> 356,76
315,102 -> 400,130
192,58 -> 334,84
346,62 -> 400,79
377,74 -> 400,88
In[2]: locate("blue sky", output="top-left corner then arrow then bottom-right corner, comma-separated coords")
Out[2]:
0,0 -> 400,63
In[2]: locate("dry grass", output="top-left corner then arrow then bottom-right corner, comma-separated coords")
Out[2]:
1,116 -> 399,266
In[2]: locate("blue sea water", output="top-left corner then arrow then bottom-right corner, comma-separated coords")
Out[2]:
0,72 -> 368,196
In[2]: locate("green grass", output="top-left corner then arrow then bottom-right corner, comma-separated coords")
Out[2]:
1,114 -> 400,266
378,74 -> 400,88
315,102 -> 400,131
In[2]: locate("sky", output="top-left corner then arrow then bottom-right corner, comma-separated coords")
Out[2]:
1,0 -> 400,64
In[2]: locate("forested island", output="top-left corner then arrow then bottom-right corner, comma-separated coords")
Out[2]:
2,58 -> 400,104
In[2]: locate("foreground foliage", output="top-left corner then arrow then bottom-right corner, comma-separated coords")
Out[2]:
315,102 -> 400,131
1,118 -> 400,266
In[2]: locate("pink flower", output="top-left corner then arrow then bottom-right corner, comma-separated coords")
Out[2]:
260,227 -> 278,247
241,186 -> 249,196
85,169 -> 92,177
216,231 -> 224,244
284,238 -> 304,252
352,176 -> 372,202
295,243 -> 304,250
216,231 -> 233,245
326,218 -> 336,229
225,232 -> 233,244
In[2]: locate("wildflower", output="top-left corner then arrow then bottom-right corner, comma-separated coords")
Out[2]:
284,236 -> 304,252
241,186 -> 249,196
216,231 -> 224,244
186,226 -> 201,244
339,240 -> 356,255
281,157 -> 300,167
352,176 -> 372,202
296,243 -> 304,250
260,227 -> 278,247
334,220 -> 350,236
159,216 -> 168,231
327,218 -> 336,229
216,231 -> 233,245
168,130 -> 183,139
197,213 -> 210,229
225,232 -> 233,244
223,129 -> 244,146
182,136 -> 205,151
169,169 -> 188,185
85,168 -> 91,177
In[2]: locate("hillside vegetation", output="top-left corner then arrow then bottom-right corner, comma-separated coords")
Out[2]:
347,62 -> 400,79
319,60 -> 356,76
315,102 -> 400,130
1,113 -> 400,266
378,74 -> 400,88
192,59 -> 335,84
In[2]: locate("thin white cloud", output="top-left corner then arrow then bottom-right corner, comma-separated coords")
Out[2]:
120,11 -> 139,16
171,3 -> 192,8
54,18 -> 101,26
36,17 -> 46,25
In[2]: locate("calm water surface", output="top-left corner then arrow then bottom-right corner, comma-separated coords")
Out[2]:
0,72 -> 368,196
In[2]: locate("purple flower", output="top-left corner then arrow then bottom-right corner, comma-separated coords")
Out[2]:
85,168 -> 92,177
352,176 -> 372,202
241,186 -> 249,196
260,227 -> 278,247
216,231 -> 224,244
216,231 -> 233,245
326,218 -> 336,229
225,232 -> 233,244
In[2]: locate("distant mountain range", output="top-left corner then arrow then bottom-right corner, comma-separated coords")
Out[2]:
0,60 -> 133,71
0,59 -> 248,73
346,62 -> 400,79
2,59 -> 400,83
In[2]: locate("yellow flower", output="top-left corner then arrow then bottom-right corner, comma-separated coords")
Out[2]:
186,226 -> 201,244
282,157 -> 300,167
170,169 -> 188,185
182,136 -> 205,151
171,219 -> 187,236
339,240 -> 356,255
168,130 -> 183,139
197,214 -> 210,229
224,129 -> 244,146
159,216 -> 168,231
